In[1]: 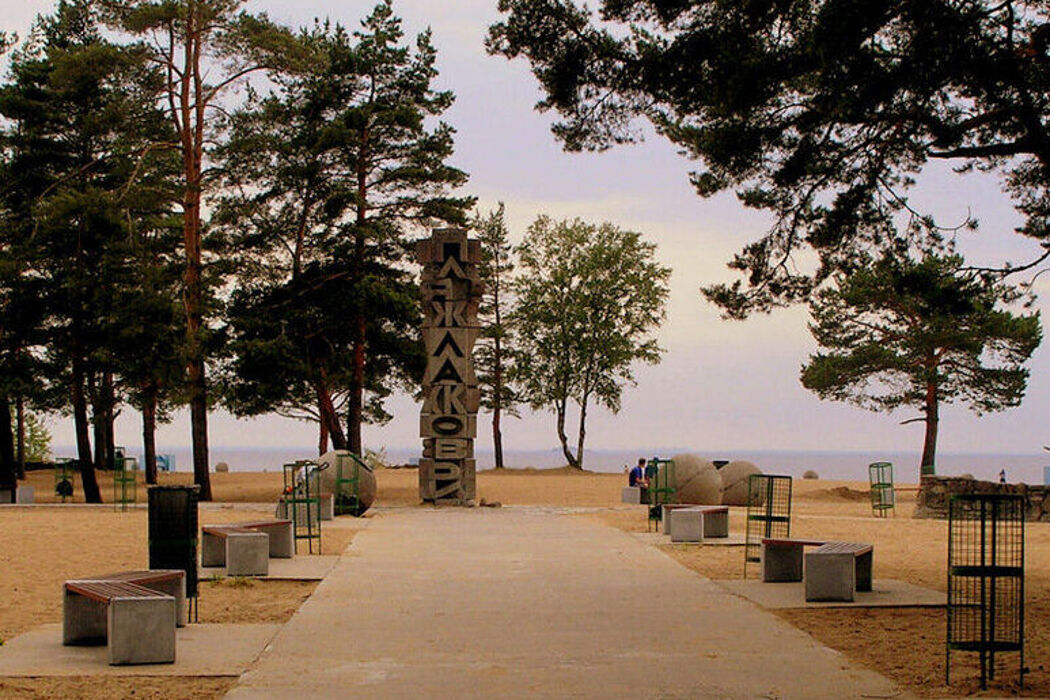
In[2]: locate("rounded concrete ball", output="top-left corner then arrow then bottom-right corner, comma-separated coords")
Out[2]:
668,453 -> 722,505
315,450 -> 377,516
720,460 -> 762,506
214,461 -> 229,473
803,470 -> 819,480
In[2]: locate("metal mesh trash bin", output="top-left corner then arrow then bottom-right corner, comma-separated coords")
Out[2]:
947,493 -> 1025,690
148,485 -> 200,622
869,461 -> 895,517
745,474 -> 792,577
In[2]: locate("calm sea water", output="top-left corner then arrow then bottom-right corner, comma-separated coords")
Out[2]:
60,445 -> 1050,485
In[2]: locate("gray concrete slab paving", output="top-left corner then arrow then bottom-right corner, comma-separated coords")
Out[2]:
0,623 -> 279,676
227,508 -> 911,699
201,555 -> 339,581
717,578 -> 945,609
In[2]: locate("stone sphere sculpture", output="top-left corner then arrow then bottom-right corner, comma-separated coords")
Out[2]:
803,470 -> 819,480
720,460 -> 762,506
214,461 -> 229,473
316,450 -> 377,516
667,453 -> 722,505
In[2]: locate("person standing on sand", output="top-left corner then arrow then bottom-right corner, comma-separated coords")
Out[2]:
999,469 -> 1007,484
629,458 -> 647,488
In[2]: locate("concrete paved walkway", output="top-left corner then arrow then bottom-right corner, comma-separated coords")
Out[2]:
228,508 -> 908,699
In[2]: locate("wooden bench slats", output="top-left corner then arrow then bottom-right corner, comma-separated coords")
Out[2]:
93,570 -> 184,586
813,541 -> 873,556
65,580 -> 165,603
761,538 -> 826,547
234,519 -> 291,529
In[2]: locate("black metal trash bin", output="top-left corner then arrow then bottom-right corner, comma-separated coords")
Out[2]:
148,485 -> 200,621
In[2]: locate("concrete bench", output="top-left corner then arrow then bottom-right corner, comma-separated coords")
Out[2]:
92,570 -> 186,627
805,541 -> 874,602
621,486 -> 643,504
760,538 -> 827,582
63,580 -> 176,665
668,505 -> 730,542
201,526 -> 270,576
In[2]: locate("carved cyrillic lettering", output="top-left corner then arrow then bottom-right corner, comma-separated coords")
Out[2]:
417,227 -> 480,504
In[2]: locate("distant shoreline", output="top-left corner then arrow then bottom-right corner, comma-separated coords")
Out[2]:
50,445 -> 1050,484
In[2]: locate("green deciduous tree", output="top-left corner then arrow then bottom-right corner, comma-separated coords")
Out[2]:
801,251 -> 1041,476
488,1 -> 1050,315
511,216 -> 670,469
473,203 -> 518,469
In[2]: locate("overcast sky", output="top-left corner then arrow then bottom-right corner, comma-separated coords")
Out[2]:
4,1 -> 1050,464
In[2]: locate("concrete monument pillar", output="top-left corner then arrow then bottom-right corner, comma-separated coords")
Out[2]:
417,228 -> 483,504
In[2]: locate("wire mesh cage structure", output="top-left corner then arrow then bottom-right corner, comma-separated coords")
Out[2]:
148,485 -> 200,622
283,461 -> 321,554
745,474 -> 793,577
334,452 -> 373,517
647,458 -> 676,532
869,461 -> 895,517
947,494 -> 1025,690
112,455 -> 138,512
54,458 -> 75,502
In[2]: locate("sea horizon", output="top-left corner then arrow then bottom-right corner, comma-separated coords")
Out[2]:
53,444 -> 1050,485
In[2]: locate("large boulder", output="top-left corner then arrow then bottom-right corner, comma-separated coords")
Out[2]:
316,450 -> 377,516
719,460 -> 762,506
665,453 -> 722,505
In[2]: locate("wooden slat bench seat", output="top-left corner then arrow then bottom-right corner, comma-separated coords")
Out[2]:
760,538 -> 827,582
63,580 -> 175,665
805,541 -> 874,602
92,570 -> 186,627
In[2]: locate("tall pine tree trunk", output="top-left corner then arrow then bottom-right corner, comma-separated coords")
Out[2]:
0,395 -> 14,500
178,10 -> 212,502
316,374 -> 346,451
15,396 -> 25,480
920,379 -> 939,476
71,352 -> 101,503
142,391 -> 158,485
0,396 -> 16,501
349,321 -> 365,455
348,129 -> 369,457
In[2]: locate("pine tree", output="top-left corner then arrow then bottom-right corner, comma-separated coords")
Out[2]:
217,5 -> 471,454
801,251 -> 1041,476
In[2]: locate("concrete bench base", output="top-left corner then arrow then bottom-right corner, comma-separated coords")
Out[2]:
63,581 -> 176,665
804,542 -> 874,602
225,532 -> 269,576
202,528 -> 271,576
760,539 -> 827,583
621,486 -> 642,504
665,505 -> 730,542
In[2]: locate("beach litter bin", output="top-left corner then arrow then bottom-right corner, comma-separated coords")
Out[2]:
148,485 -> 200,622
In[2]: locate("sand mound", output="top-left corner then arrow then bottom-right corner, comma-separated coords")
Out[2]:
808,486 -> 869,502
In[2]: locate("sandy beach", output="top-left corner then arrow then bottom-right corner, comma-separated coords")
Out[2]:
0,467 -> 1045,697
